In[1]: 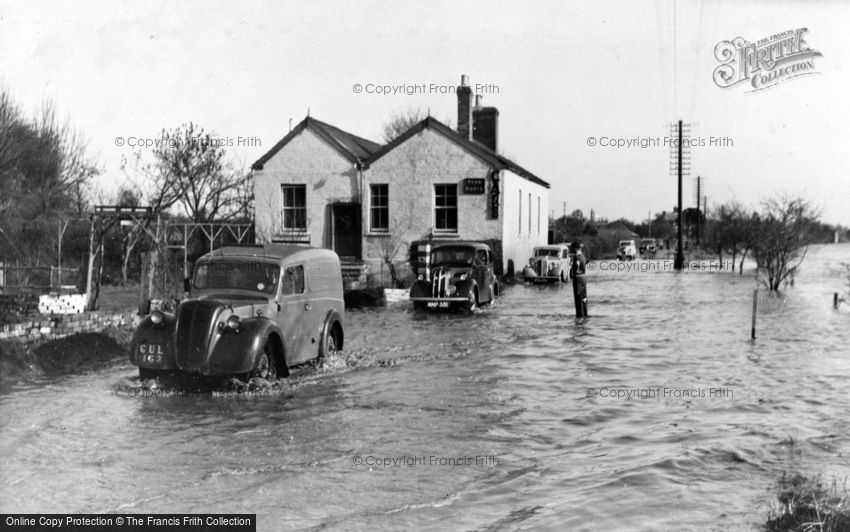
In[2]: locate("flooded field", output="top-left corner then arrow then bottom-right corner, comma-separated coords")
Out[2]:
1,244 -> 848,531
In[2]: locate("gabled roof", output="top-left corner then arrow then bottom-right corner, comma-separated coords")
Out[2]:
252,116 -> 381,170
364,116 -> 550,189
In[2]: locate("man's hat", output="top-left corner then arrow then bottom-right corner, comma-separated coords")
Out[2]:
569,241 -> 582,251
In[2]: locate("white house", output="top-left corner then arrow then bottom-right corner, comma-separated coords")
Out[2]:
252,75 -> 550,283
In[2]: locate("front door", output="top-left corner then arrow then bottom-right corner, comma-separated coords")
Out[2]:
332,203 -> 361,260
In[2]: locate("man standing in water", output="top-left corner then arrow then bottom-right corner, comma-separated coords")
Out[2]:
569,241 -> 588,318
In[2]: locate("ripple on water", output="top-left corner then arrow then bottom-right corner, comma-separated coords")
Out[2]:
1,245 -> 848,530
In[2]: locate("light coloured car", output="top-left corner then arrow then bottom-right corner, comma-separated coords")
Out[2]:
523,244 -> 571,283
617,240 -> 637,261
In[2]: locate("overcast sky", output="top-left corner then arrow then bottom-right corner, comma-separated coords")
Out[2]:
2,0 -> 847,226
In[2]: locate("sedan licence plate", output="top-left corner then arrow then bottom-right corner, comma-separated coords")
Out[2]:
427,301 -> 450,308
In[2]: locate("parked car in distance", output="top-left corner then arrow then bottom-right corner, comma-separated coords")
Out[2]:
522,244 -> 571,283
617,239 -> 637,261
409,241 -> 499,311
639,238 -> 657,255
129,244 -> 345,381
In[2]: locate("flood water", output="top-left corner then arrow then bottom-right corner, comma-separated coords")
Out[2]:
1,244 -> 849,531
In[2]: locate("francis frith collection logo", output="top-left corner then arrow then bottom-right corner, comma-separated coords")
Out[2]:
713,28 -> 822,92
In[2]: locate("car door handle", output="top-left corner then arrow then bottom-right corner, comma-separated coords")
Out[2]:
304,303 -> 312,311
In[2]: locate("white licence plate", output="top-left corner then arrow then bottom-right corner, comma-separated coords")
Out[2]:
139,344 -> 165,366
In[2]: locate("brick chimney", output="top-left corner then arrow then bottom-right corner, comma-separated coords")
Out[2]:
457,75 -> 473,140
473,94 -> 499,153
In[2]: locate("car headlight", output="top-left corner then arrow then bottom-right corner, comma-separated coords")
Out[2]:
226,315 -> 241,331
150,310 -> 164,325
458,273 -> 468,281
417,274 -> 424,281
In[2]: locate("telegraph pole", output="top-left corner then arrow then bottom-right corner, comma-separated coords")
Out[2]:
673,121 -> 686,270
695,176 -> 701,247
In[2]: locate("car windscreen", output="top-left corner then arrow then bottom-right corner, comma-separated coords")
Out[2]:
431,247 -> 477,266
534,249 -> 560,257
193,261 -> 280,294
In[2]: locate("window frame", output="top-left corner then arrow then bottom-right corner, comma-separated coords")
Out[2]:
280,184 -> 307,232
369,183 -> 389,232
434,183 -> 458,233
518,189 -> 522,235
280,264 -> 305,296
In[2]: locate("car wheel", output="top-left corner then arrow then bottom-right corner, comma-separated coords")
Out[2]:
139,368 -> 160,380
466,288 -> 478,311
560,269 -> 567,283
251,342 -> 277,381
318,322 -> 341,363
486,284 -> 495,305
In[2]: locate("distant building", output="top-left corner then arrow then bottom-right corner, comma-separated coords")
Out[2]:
252,76 -> 550,283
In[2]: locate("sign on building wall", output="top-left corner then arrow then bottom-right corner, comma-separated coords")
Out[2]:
489,171 -> 500,219
462,178 -> 486,194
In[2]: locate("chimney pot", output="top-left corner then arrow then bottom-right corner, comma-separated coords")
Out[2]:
461,74 -> 469,86
475,94 -> 483,108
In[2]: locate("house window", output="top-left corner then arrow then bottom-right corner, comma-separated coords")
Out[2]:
281,185 -> 306,231
434,184 -> 458,232
528,193 -> 532,234
281,265 -> 304,295
370,184 -> 389,232
537,196 -> 541,235
518,190 -> 522,234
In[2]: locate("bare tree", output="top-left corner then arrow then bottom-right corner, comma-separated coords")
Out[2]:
374,219 -> 409,287
709,201 -> 757,274
751,195 -> 820,291
0,93 -> 98,267
122,122 -> 249,222
381,108 -> 425,143
114,185 -> 149,282
380,108 -> 453,144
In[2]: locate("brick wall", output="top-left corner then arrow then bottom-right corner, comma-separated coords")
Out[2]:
0,312 -> 139,342
0,294 -> 40,323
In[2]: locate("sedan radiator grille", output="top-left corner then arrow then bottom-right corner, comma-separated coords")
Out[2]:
431,268 -> 449,298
